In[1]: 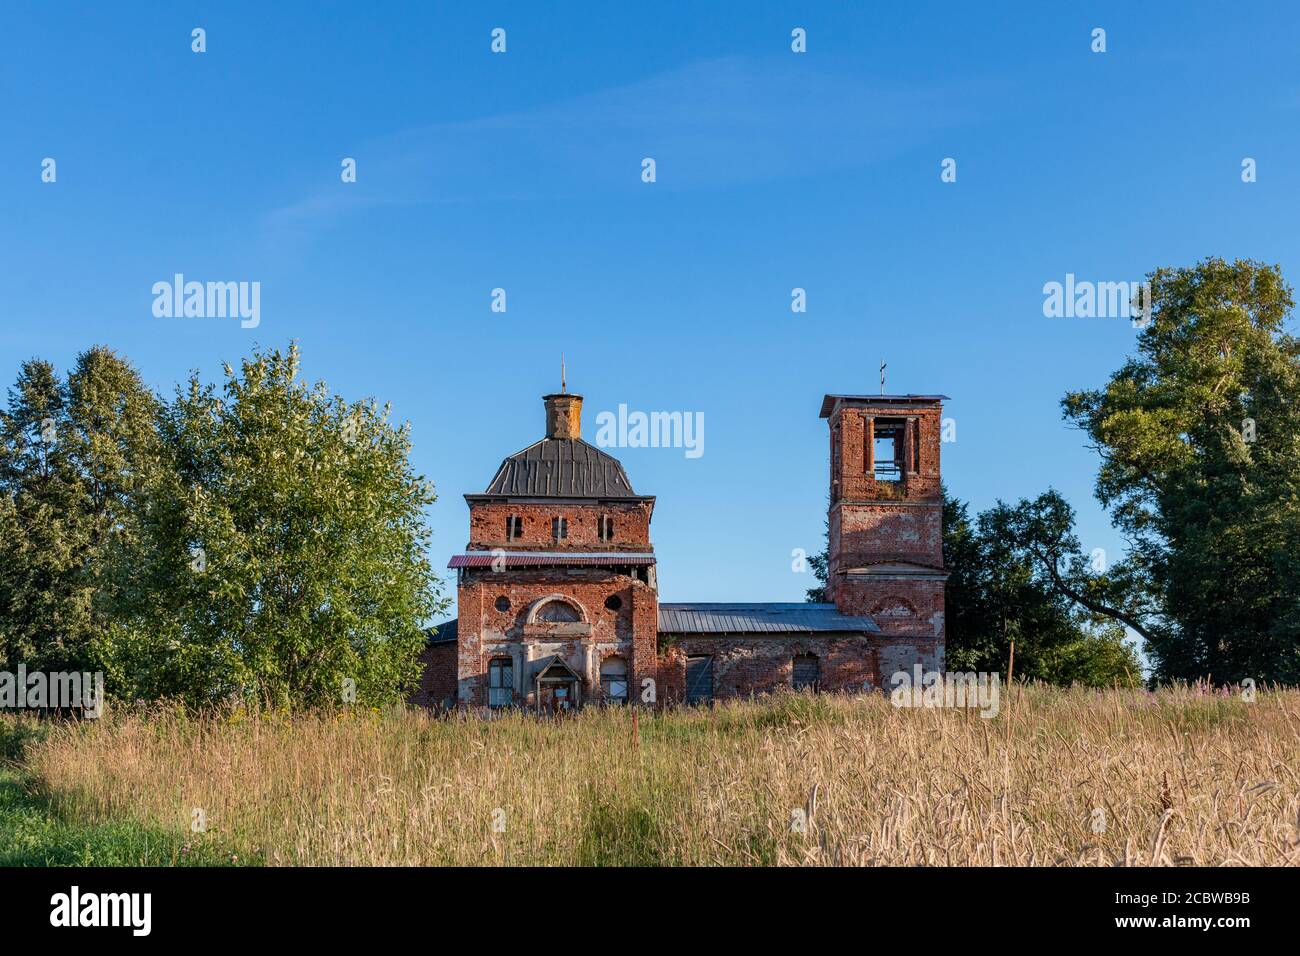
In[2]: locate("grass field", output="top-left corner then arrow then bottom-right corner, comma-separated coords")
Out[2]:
0,720 -> 242,866
4,684 -> 1298,866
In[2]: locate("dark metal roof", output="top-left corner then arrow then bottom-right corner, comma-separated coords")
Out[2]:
426,619 -> 457,645
657,603 -> 880,635
476,438 -> 643,499
819,394 -> 950,417
449,552 -> 655,569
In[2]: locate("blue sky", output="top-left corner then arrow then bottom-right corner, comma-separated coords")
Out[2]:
4,2 -> 1300,640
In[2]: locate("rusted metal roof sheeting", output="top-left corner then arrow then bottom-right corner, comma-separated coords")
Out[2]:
448,552 -> 656,568
658,603 -> 880,634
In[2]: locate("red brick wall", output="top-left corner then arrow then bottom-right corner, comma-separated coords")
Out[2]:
834,576 -> 944,632
466,500 -> 653,551
833,502 -> 943,569
456,566 -> 656,707
630,584 -> 658,705
825,400 -> 947,660
654,634 -> 944,704
655,635 -> 879,704
410,641 -> 458,709
829,405 -> 943,504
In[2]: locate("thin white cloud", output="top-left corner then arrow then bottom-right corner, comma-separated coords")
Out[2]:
261,55 -> 993,243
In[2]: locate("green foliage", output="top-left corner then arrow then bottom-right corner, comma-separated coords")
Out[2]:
101,343 -> 445,707
0,342 -> 446,708
575,782 -> 673,866
943,489 -> 1141,686
0,347 -> 160,673
1062,257 -> 1300,683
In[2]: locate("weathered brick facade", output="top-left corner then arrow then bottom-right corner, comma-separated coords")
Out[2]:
822,395 -> 947,673
455,569 -> 656,708
411,638 -> 458,709
416,390 -> 947,711
656,634 -> 878,704
467,500 -> 652,553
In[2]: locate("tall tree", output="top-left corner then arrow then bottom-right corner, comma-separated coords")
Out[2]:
943,491 -> 1140,685
0,348 -> 159,673
971,491 -> 1142,684
102,343 -> 446,706
1063,258 -> 1300,683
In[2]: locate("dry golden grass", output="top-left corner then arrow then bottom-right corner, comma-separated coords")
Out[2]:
19,684 -> 1300,866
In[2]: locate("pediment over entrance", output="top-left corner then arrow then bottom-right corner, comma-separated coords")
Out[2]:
842,560 -> 947,579
532,655 -> 584,683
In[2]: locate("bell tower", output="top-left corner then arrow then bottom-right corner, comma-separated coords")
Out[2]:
820,394 -> 948,670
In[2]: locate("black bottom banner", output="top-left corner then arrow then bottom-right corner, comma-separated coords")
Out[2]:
0,865 -> 1281,943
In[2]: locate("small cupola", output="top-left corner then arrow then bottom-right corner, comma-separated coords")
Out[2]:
543,392 -> 583,440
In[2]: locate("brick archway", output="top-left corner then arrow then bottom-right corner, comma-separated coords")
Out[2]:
525,594 -> 590,625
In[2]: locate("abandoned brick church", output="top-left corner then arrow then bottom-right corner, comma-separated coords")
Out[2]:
413,389 -> 947,711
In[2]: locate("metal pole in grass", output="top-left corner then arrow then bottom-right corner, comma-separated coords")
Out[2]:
1003,640 -> 1016,859
632,706 -> 639,748
1005,640 -> 1016,743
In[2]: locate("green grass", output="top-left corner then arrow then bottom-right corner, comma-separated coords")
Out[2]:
575,787 -> 675,866
0,718 -> 254,867
640,691 -> 846,745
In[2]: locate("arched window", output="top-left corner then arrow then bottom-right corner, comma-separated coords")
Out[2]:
488,657 -> 514,707
793,653 -> 819,691
535,599 -> 581,623
600,656 -> 628,704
